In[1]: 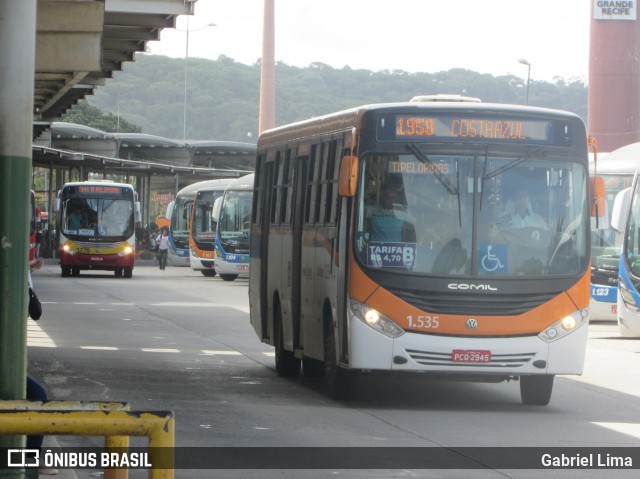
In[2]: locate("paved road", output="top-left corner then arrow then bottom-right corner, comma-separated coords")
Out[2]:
24,261 -> 640,478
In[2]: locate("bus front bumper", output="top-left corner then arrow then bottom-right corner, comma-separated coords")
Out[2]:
348,312 -> 588,377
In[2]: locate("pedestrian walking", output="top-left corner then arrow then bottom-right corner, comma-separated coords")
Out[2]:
156,228 -> 169,270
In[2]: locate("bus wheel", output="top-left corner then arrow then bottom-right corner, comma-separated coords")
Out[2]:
124,267 -> 133,279
219,274 -> 238,282
274,302 -> 300,377
520,375 -> 554,405
324,322 -> 358,400
115,268 -> 123,277
61,267 -> 71,277
201,270 -> 217,277
302,357 -> 325,378
72,267 -> 80,277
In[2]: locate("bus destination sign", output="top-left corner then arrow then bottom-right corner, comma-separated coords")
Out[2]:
78,185 -> 123,195
377,113 -> 569,146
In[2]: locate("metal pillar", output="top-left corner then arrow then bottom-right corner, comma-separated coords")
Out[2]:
0,0 -> 37,473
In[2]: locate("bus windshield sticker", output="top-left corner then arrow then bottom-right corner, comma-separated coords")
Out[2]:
478,243 -> 508,274
367,242 -> 417,269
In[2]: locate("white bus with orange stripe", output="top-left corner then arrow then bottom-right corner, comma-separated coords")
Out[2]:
249,98 -> 590,405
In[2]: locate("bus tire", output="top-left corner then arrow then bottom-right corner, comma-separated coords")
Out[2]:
520,375 -> 554,405
72,267 -> 80,277
274,302 -> 300,377
219,274 -> 238,282
201,270 -> 217,277
324,320 -> 358,400
124,267 -> 133,278
115,268 -> 123,277
61,266 -> 71,277
302,357 -> 325,378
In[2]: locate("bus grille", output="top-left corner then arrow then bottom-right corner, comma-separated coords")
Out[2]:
388,288 -> 560,316
73,240 -> 122,248
405,348 -> 535,368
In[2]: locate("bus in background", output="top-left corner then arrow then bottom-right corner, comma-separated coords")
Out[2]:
212,174 -> 254,281
57,180 -> 140,278
167,141 -> 256,266
249,97 -> 590,405
167,183 -> 199,266
189,178 -> 236,276
589,147 -> 636,321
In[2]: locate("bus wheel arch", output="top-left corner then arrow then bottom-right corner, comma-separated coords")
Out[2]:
323,300 -> 358,400
273,293 -> 300,377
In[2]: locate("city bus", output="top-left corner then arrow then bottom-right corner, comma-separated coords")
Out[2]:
248,98 -> 590,405
609,149 -> 640,337
189,178 -> 236,276
57,180 -> 140,278
212,173 -> 254,281
589,146 -> 635,321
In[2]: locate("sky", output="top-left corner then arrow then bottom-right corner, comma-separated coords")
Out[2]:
147,0 -> 592,82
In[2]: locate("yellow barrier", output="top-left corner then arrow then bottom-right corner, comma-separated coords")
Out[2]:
0,401 -> 131,479
0,408 -> 174,479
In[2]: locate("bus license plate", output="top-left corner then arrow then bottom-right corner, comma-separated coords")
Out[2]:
451,350 -> 491,363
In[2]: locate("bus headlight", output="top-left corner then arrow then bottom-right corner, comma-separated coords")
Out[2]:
190,246 -> 198,258
62,243 -> 76,255
538,309 -> 587,342
118,245 -> 133,257
350,299 -> 404,338
619,281 -> 640,312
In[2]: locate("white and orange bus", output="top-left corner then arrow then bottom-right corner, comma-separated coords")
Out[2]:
188,178 -> 236,276
248,97 -> 590,405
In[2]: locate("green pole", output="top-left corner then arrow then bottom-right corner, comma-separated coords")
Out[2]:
0,1 -> 37,474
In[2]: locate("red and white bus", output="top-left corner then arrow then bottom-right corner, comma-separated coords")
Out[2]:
57,180 -> 140,278
249,97 -> 590,405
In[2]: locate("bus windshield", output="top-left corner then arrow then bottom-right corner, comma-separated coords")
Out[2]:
192,190 -> 218,248
218,190 -> 252,251
61,197 -> 134,239
171,196 -> 193,249
355,150 -> 588,277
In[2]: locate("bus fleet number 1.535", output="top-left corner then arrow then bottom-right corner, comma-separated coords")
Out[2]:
407,315 -> 439,330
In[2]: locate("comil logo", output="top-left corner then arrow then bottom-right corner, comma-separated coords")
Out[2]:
7,449 -> 39,468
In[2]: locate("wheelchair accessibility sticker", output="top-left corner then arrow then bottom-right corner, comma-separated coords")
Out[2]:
479,243 -> 507,274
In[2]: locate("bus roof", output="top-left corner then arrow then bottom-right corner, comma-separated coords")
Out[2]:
61,179 -> 134,189
175,177 -> 242,198
258,101 -> 584,148
590,141 -> 640,175
223,173 -> 254,191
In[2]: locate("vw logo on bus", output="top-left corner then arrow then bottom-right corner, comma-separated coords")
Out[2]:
466,318 -> 479,330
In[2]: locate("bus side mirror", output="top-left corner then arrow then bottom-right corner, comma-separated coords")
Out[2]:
135,201 -> 141,222
611,187 -> 632,233
590,176 -> 605,217
212,196 -> 223,223
339,155 -> 358,197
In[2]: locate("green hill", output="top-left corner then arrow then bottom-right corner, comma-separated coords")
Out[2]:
86,54 -> 587,142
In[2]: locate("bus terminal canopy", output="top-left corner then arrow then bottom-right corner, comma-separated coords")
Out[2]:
33,123 -> 256,180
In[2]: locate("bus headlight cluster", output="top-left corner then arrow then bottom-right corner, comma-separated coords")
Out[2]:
350,299 -> 404,338
62,243 -> 76,255
190,246 -> 198,258
538,309 -> 587,342
118,245 -> 133,257
619,281 -> 640,312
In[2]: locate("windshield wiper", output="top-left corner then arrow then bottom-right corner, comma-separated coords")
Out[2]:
407,144 -> 458,195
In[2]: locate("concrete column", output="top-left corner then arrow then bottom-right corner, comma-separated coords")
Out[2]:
0,0 -> 37,466
258,0 -> 276,134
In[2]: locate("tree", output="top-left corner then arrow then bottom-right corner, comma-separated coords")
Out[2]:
62,100 -> 142,133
